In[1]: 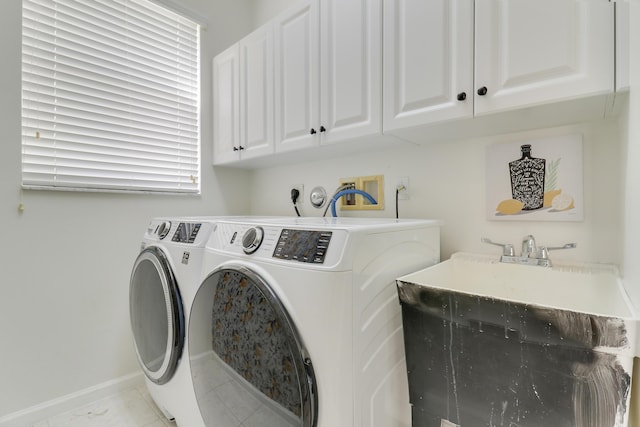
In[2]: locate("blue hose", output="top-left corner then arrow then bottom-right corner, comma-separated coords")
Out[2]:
330,189 -> 377,217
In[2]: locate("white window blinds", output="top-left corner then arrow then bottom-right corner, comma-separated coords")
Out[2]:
22,0 -> 201,194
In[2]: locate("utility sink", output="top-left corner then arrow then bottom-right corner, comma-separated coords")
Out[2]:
396,252 -> 637,427
399,252 -> 636,320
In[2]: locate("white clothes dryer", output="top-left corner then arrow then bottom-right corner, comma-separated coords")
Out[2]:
188,217 -> 441,427
129,217 -> 221,425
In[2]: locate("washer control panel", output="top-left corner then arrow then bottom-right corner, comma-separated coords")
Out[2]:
211,222 -> 347,268
273,229 -> 332,264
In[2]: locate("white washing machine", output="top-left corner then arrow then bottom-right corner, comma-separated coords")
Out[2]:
129,217 -> 221,425
188,217 -> 441,427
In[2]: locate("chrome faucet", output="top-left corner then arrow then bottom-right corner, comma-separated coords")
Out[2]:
482,235 -> 576,267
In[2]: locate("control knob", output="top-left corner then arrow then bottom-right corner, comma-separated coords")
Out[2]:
157,221 -> 171,239
242,227 -> 264,254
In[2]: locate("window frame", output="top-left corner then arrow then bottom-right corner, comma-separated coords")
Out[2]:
21,0 -> 202,195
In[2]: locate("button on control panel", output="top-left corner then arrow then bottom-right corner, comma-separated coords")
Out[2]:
273,229 -> 332,264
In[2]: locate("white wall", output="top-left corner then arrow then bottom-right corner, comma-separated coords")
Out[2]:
249,119 -> 625,266
249,0 -> 298,26
0,0 -> 253,419
623,1 -> 640,312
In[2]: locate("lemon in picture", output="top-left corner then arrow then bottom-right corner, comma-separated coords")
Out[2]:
544,189 -> 562,207
551,193 -> 574,211
496,199 -> 524,215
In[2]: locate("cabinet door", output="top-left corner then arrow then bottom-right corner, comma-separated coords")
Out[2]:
212,44 -> 240,165
383,0 -> 474,131
274,0 -> 320,153
239,24 -> 275,160
474,0 -> 614,115
320,0 -> 382,145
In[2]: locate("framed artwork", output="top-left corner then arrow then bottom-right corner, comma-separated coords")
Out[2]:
486,134 -> 583,222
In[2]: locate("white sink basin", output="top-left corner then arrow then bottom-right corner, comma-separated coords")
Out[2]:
399,252 -> 636,320
396,252 -> 638,427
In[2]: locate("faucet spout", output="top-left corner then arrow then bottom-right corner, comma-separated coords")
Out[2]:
521,235 -> 536,258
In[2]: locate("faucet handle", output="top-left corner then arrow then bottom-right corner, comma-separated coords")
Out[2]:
536,243 -> 577,260
481,237 -> 515,256
521,234 -> 537,258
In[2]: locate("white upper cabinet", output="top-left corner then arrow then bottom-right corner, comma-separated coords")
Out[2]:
384,0 -> 614,131
273,0 -> 320,152
383,0 -> 474,131
239,24 -> 275,160
213,24 -> 274,165
474,0 -> 614,115
274,0 -> 382,153
320,0 -> 382,145
212,44 -> 240,165
214,0 -> 617,166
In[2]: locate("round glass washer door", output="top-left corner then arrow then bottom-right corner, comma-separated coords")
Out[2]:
130,247 -> 184,385
189,265 -> 317,427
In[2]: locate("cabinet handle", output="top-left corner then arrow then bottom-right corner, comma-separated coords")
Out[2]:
233,146 -> 239,151
320,126 -> 326,132
310,128 -> 317,135
457,92 -> 467,101
477,86 -> 488,96
239,146 -> 244,150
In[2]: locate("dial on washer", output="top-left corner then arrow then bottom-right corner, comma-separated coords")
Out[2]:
242,227 -> 264,254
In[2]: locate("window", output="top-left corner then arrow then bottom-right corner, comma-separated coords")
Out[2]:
21,0 -> 201,194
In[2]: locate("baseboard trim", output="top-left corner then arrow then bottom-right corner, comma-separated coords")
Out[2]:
0,372 -> 144,427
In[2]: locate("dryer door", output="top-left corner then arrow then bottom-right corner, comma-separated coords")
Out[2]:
130,247 -> 184,385
190,266 -> 317,427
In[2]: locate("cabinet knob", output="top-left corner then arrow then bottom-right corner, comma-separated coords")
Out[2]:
477,86 -> 488,96
310,128 -> 317,135
457,92 -> 467,101
239,146 -> 245,150
233,146 -> 239,151
320,126 -> 326,132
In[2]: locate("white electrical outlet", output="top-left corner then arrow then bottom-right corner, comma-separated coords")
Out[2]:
290,184 -> 304,204
396,176 -> 410,200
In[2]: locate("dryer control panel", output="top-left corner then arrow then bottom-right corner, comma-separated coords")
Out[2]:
172,222 -> 202,244
144,219 -> 211,246
273,229 -> 332,264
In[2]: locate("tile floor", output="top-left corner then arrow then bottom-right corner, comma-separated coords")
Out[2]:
31,385 -> 175,427
30,352 -> 298,426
